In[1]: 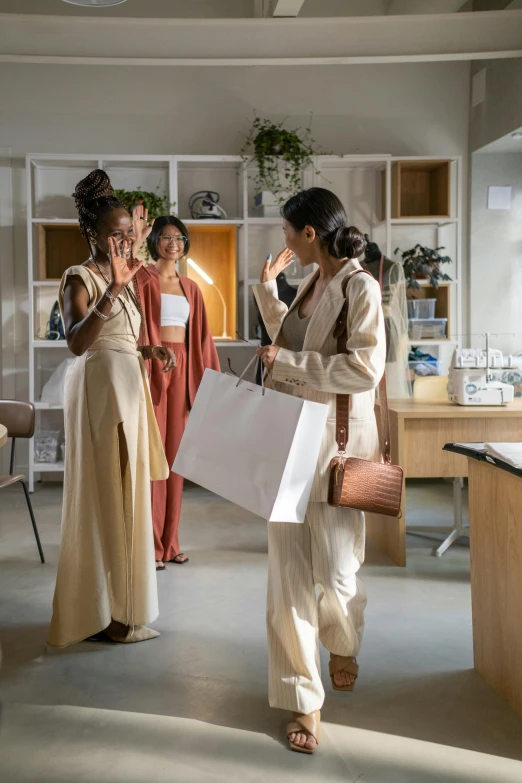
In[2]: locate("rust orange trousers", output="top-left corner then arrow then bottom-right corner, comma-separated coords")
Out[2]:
151,343 -> 189,562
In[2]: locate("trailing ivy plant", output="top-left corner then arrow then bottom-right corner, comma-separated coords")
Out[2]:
113,187 -> 176,219
240,116 -> 328,204
394,244 -> 452,290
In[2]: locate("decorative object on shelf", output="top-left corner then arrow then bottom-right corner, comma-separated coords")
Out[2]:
240,115 -> 326,204
187,258 -> 230,339
394,244 -> 452,290
47,301 -> 66,340
189,191 -> 227,220
34,430 -> 61,464
40,359 -> 75,407
113,187 -> 175,219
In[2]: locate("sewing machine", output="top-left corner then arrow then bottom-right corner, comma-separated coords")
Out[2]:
448,345 -> 520,406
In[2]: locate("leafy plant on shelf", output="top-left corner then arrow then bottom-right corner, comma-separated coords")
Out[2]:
114,187 -> 176,260
113,187 -> 176,219
394,244 -> 452,290
240,116 -> 328,203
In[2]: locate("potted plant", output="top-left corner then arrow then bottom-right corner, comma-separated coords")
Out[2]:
113,186 -> 175,219
113,187 -> 176,260
240,116 -> 326,205
394,244 -> 452,290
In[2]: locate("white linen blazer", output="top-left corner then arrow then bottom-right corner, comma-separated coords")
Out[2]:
253,258 -> 386,502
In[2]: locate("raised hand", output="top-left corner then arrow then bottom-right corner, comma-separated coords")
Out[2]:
132,204 -> 155,258
260,248 -> 294,284
109,237 -> 144,291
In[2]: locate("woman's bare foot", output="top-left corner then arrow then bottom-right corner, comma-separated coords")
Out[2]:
333,670 -> 356,688
169,553 -> 189,564
287,730 -> 318,752
156,560 -> 166,571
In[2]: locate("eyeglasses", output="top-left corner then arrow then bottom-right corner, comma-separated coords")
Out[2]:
160,235 -> 188,245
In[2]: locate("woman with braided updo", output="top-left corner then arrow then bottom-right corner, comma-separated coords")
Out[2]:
47,169 -> 175,647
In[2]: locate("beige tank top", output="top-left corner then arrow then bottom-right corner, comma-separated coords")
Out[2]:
281,306 -> 311,352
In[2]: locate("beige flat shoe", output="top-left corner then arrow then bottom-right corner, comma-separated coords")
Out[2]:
287,710 -> 320,754
106,625 -> 160,644
329,654 -> 359,692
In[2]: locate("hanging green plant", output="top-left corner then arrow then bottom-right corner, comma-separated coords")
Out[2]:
113,187 -> 176,219
394,244 -> 452,290
240,116 -> 328,204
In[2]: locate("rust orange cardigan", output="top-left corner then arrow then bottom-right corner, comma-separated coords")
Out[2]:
136,265 -> 221,408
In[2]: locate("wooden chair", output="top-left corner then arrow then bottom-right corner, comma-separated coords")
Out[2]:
0,401 -> 45,563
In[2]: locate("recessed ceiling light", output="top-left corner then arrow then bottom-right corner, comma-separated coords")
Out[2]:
61,0 -> 128,7
511,131 -> 522,140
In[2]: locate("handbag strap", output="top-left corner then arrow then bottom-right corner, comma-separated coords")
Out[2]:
333,269 -> 391,464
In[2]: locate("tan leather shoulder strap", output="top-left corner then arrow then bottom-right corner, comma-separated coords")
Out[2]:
334,269 -> 391,463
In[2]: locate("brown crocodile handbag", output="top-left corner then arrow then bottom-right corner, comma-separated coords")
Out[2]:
327,270 -> 403,517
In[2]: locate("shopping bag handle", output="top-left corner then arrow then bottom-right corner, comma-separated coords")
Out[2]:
235,354 -> 275,396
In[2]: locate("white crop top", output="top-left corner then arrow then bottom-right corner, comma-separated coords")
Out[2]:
161,294 -> 190,328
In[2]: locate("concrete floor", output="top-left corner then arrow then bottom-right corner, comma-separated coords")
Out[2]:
1,480 -> 522,783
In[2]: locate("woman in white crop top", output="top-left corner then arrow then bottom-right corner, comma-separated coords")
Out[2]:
133,213 -> 220,571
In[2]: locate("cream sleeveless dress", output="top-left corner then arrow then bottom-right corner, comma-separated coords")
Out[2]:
47,265 -> 169,648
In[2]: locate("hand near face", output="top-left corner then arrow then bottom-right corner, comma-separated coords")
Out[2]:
132,204 -> 155,257
260,248 -> 294,284
108,237 -> 144,290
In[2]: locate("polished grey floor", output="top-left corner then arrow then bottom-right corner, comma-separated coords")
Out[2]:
1,480 -> 522,783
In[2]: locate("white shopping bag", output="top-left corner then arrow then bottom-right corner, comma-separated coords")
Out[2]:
173,358 -> 328,523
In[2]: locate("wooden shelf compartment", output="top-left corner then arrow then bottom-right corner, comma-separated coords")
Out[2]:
178,224 -> 237,341
38,222 -> 87,281
407,281 -> 451,339
381,160 -> 451,220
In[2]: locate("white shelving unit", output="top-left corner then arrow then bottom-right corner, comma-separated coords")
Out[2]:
26,152 -> 462,489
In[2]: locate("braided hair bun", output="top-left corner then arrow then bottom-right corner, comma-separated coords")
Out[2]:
73,169 -> 124,242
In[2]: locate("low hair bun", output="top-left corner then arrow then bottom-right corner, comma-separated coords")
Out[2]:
327,225 -> 366,260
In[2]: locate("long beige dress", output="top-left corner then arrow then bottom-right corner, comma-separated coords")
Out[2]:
47,265 -> 169,648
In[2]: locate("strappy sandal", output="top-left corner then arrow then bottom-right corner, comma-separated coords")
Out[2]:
156,560 -> 166,571
169,553 -> 189,565
329,654 -> 359,692
286,711 -> 320,755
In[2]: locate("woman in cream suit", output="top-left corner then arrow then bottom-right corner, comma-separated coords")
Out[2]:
254,187 -> 386,755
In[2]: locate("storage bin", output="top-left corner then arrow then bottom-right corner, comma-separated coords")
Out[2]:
407,298 -> 436,320
34,430 -> 61,464
408,318 -> 447,340
409,359 -> 442,377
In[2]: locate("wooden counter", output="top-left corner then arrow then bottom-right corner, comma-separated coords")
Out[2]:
367,399 -> 522,565
467,457 -> 522,716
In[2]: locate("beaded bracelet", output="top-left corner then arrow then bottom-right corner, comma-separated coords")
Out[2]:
93,306 -> 109,321
105,287 -> 118,307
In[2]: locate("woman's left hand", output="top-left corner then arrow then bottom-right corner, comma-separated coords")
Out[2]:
257,345 -> 281,372
152,345 -> 177,373
132,204 -> 155,258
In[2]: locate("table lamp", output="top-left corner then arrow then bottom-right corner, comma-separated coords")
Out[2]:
186,258 -> 229,340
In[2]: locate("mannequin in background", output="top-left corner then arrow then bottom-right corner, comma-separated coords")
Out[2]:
363,236 -> 411,399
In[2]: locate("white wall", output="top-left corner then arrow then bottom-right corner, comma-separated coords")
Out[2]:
0,60 -> 470,410
470,153 -> 522,354
470,58 -> 522,152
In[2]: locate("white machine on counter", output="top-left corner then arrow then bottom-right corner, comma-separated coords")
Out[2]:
448,336 -> 521,406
